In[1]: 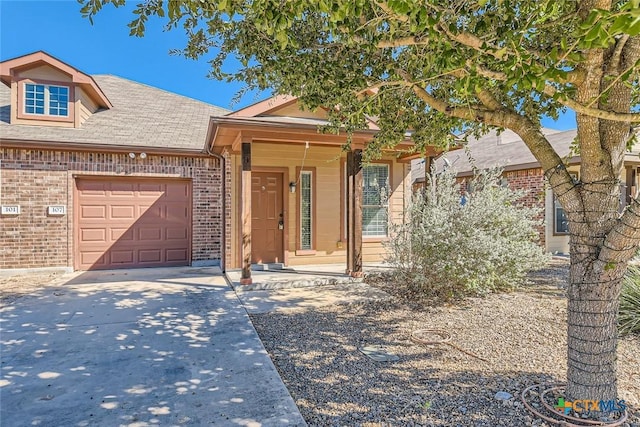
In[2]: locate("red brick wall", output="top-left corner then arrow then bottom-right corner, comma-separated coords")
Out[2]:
0,148 -> 224,270
454,167 -> 547,248
502,168 -> 546,248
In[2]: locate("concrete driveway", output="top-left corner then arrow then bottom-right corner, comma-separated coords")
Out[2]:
0,267 -> 305,427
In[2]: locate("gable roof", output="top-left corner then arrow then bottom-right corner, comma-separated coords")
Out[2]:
1,51 -> 112,109
225,94 -> 380,130
0,74 -> 230,153
411,128 -> 578,182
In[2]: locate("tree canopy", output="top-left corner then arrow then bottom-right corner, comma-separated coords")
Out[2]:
83,1 -> 639,151
82,0 -> 640,412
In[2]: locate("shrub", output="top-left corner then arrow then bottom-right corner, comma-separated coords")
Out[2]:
619,265 -> 640,336
385,167 -> 549,302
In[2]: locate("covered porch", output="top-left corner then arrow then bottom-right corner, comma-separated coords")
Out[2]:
208,96 -> 440,285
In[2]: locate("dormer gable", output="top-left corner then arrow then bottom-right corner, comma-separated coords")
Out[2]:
0,51 -> 111,128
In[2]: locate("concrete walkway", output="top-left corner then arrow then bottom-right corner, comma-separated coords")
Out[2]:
235,283 -> 391,314
0,267 -> 305,427
227,263 -> 392,314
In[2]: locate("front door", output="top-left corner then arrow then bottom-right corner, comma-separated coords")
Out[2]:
251,171 -> 284,264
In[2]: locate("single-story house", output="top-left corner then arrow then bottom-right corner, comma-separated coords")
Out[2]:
0,51 -> 432,283
412,128 -> 640,254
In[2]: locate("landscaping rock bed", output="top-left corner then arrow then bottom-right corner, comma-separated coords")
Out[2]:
250,259 -> 640,426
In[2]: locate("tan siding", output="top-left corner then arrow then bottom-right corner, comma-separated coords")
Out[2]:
18,65 -> 73,82
229,142 -> 409,268
269,102 -> 328,119
78,88 -> 99,125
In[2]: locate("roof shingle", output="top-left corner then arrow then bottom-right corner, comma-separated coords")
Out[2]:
0,74 -> 229,152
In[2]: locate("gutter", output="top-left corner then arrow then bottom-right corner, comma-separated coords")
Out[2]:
205,122 -> 226,273
0,138 -> 211,157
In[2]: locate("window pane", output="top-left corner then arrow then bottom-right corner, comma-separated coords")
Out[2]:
48,85 -> 69,116
363,165 -> 389,205
300,172 -> 312,250
362,164 -> 389,237
554,199 -> 569,234
363,206 -> 388,237
24,83 -> 46,115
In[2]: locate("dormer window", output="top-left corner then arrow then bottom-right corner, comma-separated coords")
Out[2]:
24,83 -> 69,116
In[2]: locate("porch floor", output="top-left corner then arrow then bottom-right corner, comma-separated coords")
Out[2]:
225,262 -> 393,291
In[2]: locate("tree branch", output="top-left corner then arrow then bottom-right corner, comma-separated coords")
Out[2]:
544,85 -> 640,122
376,36 -> 430,48
475,86 -> 503,110
599,197 -> 640,264
606,34 -> 630,76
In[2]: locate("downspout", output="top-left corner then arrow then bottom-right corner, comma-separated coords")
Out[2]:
205,128 -> 226,273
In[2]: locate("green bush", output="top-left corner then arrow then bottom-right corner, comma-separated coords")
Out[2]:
385,168 -> 549,302
619,265 -> 640,336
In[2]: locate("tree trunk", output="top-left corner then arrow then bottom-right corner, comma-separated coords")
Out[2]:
566,234 -> 626,403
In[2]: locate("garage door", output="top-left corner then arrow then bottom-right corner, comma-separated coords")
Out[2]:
75,178 -> 191,270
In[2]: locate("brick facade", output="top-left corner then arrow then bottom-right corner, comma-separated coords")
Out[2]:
502,167 -> 546,247
0,148 -> 226,270
448,167 -> 547,248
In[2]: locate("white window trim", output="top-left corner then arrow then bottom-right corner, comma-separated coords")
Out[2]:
362,163 -> 390,238
23,83 -> 69,117
299,170 -> 313,250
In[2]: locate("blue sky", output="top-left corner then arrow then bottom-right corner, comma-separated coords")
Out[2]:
0,0 -> 576,128
0,0 -> 269,110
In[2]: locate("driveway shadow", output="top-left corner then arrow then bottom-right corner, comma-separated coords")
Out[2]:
0,268 -> 304,426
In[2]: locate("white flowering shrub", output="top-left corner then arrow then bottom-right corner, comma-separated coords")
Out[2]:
386,168 -> 549,302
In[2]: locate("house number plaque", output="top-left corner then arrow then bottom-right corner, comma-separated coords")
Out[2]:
47,206 -> 67,216
1,205 -> 20,215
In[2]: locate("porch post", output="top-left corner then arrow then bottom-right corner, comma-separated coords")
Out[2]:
352,149 -> 363,277
240,142 -> 252,285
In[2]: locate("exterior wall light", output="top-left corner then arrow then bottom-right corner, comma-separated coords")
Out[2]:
289,182 -> 297,193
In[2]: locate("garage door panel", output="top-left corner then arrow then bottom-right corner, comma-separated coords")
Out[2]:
111,250 -> 134,264
166,249 -> 188,262
77,181 -> 108,195
81,205 -> 106,219
110,182 -> 136,195
166,183 -> 189,199
111,205 -> 136,219
166,227 -> 188,240
81,228 -> 106,242
111,228 -> 133,241
76,178 -> 191,270
138,250 -> 162,263
166,205 -> 188,221
81,251 -> 106,266
139,227 -> 162,241
138,184 -> 164,197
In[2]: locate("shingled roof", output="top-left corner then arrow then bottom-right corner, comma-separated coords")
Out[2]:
0,74 -> 229,153
412,128 -> 579,182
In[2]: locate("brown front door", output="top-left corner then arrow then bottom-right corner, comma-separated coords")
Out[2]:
251,171 -> 284,264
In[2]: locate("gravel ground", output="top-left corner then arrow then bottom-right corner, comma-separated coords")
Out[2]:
250,259 -> 640,426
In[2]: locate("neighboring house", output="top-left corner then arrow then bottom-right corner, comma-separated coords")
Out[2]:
1,51 -> 423,282
412,129 -> 640,254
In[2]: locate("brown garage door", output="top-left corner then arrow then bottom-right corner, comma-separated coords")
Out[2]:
75,178 -> 191,270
